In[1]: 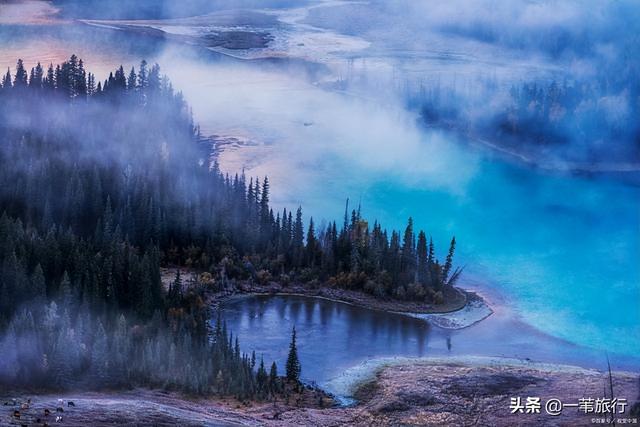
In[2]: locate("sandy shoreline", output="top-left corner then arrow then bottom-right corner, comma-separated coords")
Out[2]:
395,291 -> 493,329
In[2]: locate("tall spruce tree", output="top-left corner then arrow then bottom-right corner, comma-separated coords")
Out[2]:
14,59 -> 28,88
442,236 -> 456,283
416,231 -> 428,286
1,68 -> 11,89
285,326 -> 301,383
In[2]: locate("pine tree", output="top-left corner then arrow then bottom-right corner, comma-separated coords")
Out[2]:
90,321 -> 109,386
427,237 -> 435,265
114,65 -> 126,91
76,59 -> 87,97
401,217 -> 415,264
66,54 -> 79,98
285,326 -> 301,383
259,177 -> 270,241
442,236 -> 456,284
87,72 -> 95,96
305,217 -> 318,267
256,356 -> 267,394
292,207 -> 304,266
138,60 -> 148,91
44,63 -> 55,90
14,59 -> 28,88
1,68 -> 10,90
416,231 -> 428,286
269,361 -> 278,392
127,67 -> 137,92
29,62 -> 43,89
148,63 -> 161,94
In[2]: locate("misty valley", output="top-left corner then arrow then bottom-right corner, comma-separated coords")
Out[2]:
0,1 -> 639,426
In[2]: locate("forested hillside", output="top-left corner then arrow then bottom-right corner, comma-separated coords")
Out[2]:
0,56 -> 459,394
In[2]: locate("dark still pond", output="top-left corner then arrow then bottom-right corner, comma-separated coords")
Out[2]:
221,295 -> 433,385
219,295 -> 640,399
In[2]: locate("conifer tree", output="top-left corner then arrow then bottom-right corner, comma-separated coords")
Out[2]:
285,326 -> 301,383
148,63 -> 161,94
258,177 -> 271,247
138,60 -> 148,91
293,207 -> 304,266
90,321 -> 109,386
14,59 -> 28,88
44,63 -> 55,90
76,59 -> 87,97
427,237 -> 435,265
442,236 -> 456,283
87,72 -> 95,96
416,231 -> 428,285
269,361 -> 278,392
127,67 -> 137,91
256,356 -> 267,394
305,217 -> 318,267
2,68 -> 11,89
29,62 -> 43,89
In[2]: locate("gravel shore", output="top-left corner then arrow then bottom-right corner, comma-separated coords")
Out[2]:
4,357 -> 637,426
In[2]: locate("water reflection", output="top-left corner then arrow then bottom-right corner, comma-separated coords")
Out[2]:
221,295 -> 434,386
220,294 -> 640,395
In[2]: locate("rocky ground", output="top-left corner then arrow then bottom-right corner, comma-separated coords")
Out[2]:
349,358 -> 640,426
3,358 -> 638,426
0,384 -> 335,427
